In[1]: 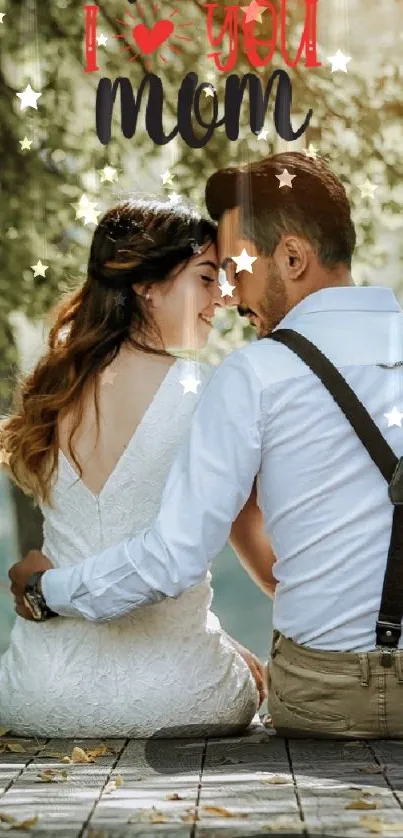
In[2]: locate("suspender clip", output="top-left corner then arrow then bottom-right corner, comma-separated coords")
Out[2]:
376,620 -> 401,650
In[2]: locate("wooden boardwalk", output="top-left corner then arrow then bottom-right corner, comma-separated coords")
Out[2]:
1,718 -> 403,837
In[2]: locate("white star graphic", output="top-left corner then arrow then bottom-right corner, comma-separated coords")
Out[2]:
19,137 -> 33,151
17,83 -> 42,110
31,260 -> 49,278
161,170 -> 174,187
304,143 -> 319,160
276,168 -> 296,189
358,179 -> 378,200
231,249 -> 257,274
72,194 -> 100,226
327,49 -> 352,73
384,407 -> 403,428
180,374 -> 201,395
204,86 -> 216,98
219,279 -> 236,298
0,13 -> 6,23
242,0 -> 267,24
100,165 -> 119,183
256,128 -> 268,141
96,33 -> 109,46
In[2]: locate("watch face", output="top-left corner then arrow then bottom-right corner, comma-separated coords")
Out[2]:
23,593 -> 42,621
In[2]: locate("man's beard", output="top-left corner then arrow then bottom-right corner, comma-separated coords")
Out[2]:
257,263 -> 287,338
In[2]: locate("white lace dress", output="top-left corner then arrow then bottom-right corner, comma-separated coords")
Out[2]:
0,359 -> 258,738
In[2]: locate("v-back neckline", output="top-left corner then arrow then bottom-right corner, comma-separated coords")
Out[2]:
58,357 -> 181,501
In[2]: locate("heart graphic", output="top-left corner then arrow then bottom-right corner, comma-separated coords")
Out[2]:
132,21 -> 174,55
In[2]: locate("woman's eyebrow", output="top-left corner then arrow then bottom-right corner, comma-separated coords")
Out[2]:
196,260 -> 218,270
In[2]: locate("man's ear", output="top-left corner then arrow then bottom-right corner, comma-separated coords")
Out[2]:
281,236 -> 309,281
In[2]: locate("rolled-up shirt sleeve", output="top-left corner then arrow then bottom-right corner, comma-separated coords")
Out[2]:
41,352 -> 263,622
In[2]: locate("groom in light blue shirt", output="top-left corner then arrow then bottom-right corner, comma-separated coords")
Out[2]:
11,152 -> 403,738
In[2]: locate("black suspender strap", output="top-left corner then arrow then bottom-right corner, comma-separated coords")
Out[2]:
270,328 -> 403,650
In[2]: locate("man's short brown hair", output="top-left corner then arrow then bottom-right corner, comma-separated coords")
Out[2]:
205,152 -> 356,268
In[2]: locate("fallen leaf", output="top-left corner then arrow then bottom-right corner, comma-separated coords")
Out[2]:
4,743 -> 26,754
0,728 -> 11,737
180,810 -> 199,823
85,744 -> 115,760
62,756 -> 72,763
359,765 -> 385,775
36,769 -> 69,784
166,792 -> 184,801
150,812 -> 170,824
345,798 -> 379,810
71,746 -> 92,763
0,812 -> 39,830
103,775 -> 124,794
359,815 -> 384,834
202,805 -> 234,818
260,775 -> 290,785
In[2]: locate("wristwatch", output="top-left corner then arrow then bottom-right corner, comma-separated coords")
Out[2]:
23,571 -> 59,621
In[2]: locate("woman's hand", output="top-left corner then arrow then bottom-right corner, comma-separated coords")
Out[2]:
232,640 -> 268,707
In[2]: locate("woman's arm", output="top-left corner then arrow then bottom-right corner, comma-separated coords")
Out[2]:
229,478 -> 277,598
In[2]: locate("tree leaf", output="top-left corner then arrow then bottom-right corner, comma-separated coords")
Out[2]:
345,798 -> 379,810
202,805 -> 235,817
166,792 -> 184,801
260,775 -> 291,784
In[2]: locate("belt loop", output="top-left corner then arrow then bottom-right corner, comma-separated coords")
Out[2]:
394,651 -> 403,683
358,653 -> 370,687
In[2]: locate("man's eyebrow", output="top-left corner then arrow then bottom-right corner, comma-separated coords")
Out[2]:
196,260 -> 218,270
220,257 -> 233,269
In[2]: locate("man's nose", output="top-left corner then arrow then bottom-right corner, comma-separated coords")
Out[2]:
212,277 -> 241,308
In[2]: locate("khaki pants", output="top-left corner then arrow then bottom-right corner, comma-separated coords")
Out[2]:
267,630 -> 403,739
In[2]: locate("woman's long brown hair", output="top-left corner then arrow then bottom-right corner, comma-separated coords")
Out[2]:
0,199 -> 217,506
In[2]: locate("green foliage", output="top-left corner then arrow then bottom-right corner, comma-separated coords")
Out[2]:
0,0 -> 402,401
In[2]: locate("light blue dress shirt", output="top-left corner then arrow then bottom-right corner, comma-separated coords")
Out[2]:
42,286 -> 403,651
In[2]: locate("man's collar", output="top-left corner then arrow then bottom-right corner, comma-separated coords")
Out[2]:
273,286 -> 401,331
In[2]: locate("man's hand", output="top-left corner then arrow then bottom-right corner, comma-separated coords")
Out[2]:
8,550 -> 54,620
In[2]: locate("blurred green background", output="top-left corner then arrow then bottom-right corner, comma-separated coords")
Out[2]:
1,0 -> 402,662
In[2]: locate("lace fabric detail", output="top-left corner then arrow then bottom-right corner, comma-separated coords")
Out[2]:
0,359 -> 258,737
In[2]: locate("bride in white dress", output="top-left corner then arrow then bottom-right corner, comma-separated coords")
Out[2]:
0,199 -> 273,738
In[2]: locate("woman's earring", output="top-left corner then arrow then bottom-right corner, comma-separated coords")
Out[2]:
145,292 -> 151,301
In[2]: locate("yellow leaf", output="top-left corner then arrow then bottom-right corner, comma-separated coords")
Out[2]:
62,756 -> 72,763
71,746 -> 92,763
86,744 -> 116,760
36,769 -> 69,784
104,776 -> 123,794
166,792 -> 184,801
202,805 -> 234,818
0,813 -> 39,830
359,815 -> 384,834
5,743 -> 26,753
0,812 -> 15,824
261,775 -> 290,784
14,815 -> 39,831
150,812 -> 170,824
345,798 -> 379,811
0,728 -> 11,737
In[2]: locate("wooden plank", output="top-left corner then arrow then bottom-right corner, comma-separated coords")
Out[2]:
0,738 -> 125,837
194,730 -> 303,836
87,738 -> 204,836
289,739 -> 403,836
